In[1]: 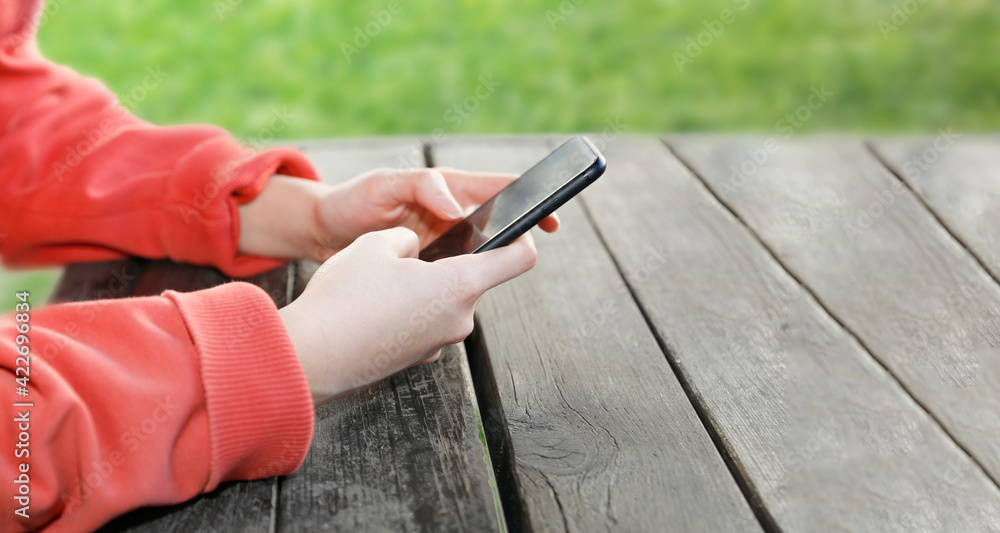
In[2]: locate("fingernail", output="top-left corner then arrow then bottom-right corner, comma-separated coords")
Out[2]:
442,196 -> 464,219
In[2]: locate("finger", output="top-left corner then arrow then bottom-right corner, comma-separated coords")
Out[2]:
436,168 -> 517,206
438,232 -> 538,293
397,169 -> 465,220
538,212 -> 560,233
438,168 -> 561,232
362,227 -> 421,259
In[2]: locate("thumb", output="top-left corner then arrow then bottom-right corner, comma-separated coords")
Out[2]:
412,169 -> 465,220
438,232 -> 538,293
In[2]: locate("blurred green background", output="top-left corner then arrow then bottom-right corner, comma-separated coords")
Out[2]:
3,0 -> 999,299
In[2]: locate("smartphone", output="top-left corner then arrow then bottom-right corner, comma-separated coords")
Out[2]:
419,136 -> 606,262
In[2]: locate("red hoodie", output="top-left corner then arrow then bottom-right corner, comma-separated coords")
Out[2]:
1,2 -> 318,531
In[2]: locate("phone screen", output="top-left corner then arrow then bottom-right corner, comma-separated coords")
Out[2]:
420,137 -> 603,261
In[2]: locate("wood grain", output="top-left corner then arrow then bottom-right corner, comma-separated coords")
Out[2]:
279,345 -> 502,532
660,136 -> 1000,530
433,137 -> 762,532
871,135 -> 1000,278
278,138 -> 505,532
101,481 -> 277,533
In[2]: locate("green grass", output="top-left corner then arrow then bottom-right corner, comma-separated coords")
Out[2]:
3,0 -> 998,295
0,268 -> 61,307
32,0 -> 1000,139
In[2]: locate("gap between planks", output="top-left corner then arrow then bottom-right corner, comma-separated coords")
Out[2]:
278,138 -> 509,532
662,137 -> 1000,494
864,141 -> 1000,295
575,197 -> 781,533
421,139 -> 513,532
420,138 -> 521,532
464,320 -> 530,532
444,136 -> 765,533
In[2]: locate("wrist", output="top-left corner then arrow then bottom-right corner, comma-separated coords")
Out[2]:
165,283 -> 315,483
237,175 -> 331,260
279,301 -> 346,406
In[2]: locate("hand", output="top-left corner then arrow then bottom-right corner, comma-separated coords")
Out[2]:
238,168 -> 559,262
312,167 -> 560,259
278,226 -> 538,405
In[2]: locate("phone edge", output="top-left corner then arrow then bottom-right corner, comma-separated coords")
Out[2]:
473,150 -> 607,254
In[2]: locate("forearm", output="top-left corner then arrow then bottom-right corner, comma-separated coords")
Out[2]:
0,1 -> 320,277
0,283 -> 314,532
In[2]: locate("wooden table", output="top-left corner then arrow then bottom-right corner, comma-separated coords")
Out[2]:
52,135 -> 1000,532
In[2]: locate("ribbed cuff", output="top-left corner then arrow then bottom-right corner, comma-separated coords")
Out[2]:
165,282 -> 314,489
161,133 -> 319,279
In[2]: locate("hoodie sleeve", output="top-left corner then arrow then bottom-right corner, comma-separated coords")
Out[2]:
1,282 -> 315,533
0,0 -> 319,278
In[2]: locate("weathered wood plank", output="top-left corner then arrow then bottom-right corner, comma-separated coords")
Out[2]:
129,260 -> 292,307
662,136 -> 1000,529
433,137 -> 762,532
871,135 -> 1000,278
53,257 -> 291,306
101,481 -> 277,533
292,137 -> 427,182
50,259 -> 142,303
280,344 -> 502,532
279,139 -> 504,532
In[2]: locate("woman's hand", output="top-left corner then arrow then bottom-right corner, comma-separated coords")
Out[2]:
311,167 -> 560,259
278,226 -> 539,405
238,168 -> 559,262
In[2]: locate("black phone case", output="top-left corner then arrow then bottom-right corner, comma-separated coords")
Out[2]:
473,148 -> 607,254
